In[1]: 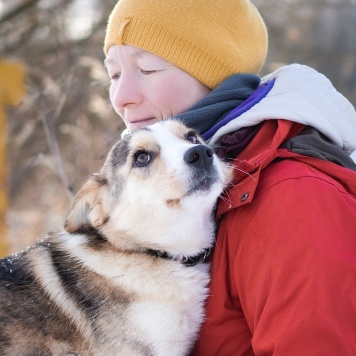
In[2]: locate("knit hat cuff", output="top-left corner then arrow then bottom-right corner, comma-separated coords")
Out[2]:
104,17 -> 233,89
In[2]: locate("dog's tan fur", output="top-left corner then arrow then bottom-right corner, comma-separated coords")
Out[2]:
0,120 -> 232,356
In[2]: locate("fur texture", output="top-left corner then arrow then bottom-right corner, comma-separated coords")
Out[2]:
0,120 -> 232,356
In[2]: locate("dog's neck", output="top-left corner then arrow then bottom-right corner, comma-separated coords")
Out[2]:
71,226 -> 211,267
145,248 -> 211,267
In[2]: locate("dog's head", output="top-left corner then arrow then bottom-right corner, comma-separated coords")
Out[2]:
65,120 -> 232,256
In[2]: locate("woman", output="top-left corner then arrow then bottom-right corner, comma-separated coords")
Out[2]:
104,0 -> 356,354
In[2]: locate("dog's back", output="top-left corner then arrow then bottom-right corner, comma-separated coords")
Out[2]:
0,244 -> 87,354
0,231 -> 210,355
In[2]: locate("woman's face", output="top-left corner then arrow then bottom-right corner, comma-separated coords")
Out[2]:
105,45 -> 210,131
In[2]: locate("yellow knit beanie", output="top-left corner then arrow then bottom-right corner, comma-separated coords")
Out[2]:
104,0 -> 268,89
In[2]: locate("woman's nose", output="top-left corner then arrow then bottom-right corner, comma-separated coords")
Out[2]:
111,73 -> 142,109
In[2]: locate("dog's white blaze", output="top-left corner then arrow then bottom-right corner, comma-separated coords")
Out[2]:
150,123 -> 191,174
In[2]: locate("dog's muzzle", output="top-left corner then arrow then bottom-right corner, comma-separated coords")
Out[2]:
184,144 -> 219,195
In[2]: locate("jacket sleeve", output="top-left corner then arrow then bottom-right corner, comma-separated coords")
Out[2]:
193,160 -> 356,355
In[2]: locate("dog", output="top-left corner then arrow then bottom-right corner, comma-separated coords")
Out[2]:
0,119 -> 232,356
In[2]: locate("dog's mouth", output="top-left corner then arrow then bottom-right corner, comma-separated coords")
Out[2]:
186,175 -> 217,196
166,174 -> 218,207
181,144 -> 220,197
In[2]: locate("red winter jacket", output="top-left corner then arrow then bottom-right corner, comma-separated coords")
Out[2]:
192,119 -> 356,355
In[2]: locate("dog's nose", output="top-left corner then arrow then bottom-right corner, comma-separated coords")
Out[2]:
184,145 -> 214,169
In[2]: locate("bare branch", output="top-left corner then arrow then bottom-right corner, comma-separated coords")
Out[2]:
0,0 -> 41,24
39,94 -> 74,201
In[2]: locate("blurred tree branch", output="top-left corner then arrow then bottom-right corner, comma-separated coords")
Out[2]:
39,93 -> 74,200
0,0 -> 41,24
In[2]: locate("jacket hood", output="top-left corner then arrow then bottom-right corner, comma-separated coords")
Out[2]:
209,64 -> 356,154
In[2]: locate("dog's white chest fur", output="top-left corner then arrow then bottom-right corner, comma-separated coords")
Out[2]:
122,264 -> 210,355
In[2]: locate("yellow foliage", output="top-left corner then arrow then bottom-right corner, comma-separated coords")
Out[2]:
0,59 -> 26,257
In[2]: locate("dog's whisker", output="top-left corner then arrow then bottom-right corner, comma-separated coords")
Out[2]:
229,166 -> 256,181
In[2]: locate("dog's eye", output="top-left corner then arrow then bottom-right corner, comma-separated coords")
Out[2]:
187,133 -> 199,144
134,151 -> 151,167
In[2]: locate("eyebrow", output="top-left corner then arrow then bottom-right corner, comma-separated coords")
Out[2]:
104,48 -> 148,68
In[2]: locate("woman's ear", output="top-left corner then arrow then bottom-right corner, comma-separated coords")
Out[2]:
64,174 -> 109,233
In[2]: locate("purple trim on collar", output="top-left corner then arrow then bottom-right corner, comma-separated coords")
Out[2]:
202,79 -> 276,140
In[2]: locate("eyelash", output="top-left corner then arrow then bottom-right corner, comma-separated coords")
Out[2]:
141,69 -> 158,75
110,69 -> 159,81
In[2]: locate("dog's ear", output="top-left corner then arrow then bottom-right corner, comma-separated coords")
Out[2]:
64,174 -> 109,233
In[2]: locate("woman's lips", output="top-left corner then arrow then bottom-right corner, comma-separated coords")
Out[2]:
128,118 -> 157,130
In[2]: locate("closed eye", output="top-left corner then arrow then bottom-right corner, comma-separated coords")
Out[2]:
141,69 -> 159,75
